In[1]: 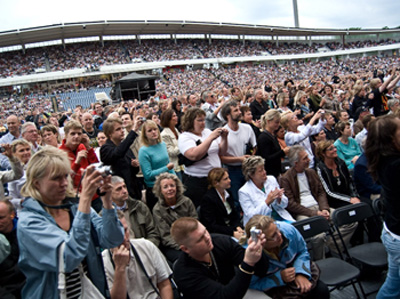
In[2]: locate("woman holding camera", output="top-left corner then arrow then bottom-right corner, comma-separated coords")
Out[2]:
17,147 -> 124,298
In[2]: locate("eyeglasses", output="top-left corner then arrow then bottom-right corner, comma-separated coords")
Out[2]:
325,146 -> 336,152
26,129 -> 38,134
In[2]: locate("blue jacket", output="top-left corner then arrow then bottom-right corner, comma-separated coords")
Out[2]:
17,197 -> 124,299
248,222 -> 311,291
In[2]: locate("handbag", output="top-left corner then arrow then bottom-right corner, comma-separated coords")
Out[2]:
178,139 -> 208,167
58,242 -> 105,299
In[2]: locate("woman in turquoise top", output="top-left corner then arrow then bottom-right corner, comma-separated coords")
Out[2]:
139,120 -> 175,210
333,121 -> 361,170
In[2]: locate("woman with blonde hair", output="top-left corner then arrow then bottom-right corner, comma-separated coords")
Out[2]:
139,120 -> 175,210
17,147 -> 123,298
257,109 -> 290,178
293,90 -> 314,123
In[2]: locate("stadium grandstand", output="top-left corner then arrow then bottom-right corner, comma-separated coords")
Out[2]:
0,20 -> 399,114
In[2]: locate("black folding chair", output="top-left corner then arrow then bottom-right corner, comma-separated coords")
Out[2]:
332,203 -> 387,268
294,216 -> 366,298
332,203 -> 387,296
372,197 -> 384,222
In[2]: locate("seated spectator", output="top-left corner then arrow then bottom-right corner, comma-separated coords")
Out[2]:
0,144 -> 23,200
200,168 -> 243,239
334,121 -> 361,170
354,114 -> 374,152
239,156 -> 294,226
387,98 -> 400,114
152,173 -> 197,263
243,215 -> 329,298
102,210 -> 173,299
0,198 -> 25,298
101,117 -> 142,200
282,110 -> 326,169
8,140 -> 31,213
315,140 -> 361,208
171,217 -> 269,299
139,120 -> 175,211
280,145 -> 356,259
110,176 -> 160,247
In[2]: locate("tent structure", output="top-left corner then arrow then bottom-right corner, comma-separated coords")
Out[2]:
111,72 -> 159,103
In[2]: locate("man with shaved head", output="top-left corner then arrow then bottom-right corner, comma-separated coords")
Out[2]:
81,112 -> 100,148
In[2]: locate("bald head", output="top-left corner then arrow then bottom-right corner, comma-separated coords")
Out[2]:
81,112 -> 94,131
6,115 -> 20,137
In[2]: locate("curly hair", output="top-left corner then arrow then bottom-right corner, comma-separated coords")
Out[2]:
242,156 -> 265,181
153,172 -> 185,201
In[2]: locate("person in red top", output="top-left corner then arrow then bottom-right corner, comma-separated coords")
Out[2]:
59,120 -> 99,193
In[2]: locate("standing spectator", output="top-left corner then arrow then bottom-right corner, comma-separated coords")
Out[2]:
101,117 -> 142,200
139,120 -> 175,211
202,91 -> 225,130
365,115 -> 400,298
240,106 -> 261,139
81,112 -> 99,148
323,112 -> 338,141
220,101 -> 257,210
257,109 -> 289,178
250,89 -> 269,120
369,67 -> 400,116
40,124 -> 60,147
160,109 -> 183,181
17,147 -> 123,298
59,120 -> 98,190
178,107 -> 228,207
21,122 -> 41,153
0,144 -> 23,201
282,110 -> 326,169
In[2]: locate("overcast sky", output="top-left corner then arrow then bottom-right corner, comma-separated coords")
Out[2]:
1,0 -> 399,32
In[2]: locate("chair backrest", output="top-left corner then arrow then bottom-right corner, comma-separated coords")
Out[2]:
293,216 -> 331,239
332,202 -> 373,227
372,198 -> 384,219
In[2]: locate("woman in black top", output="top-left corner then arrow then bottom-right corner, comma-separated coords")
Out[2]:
315,140 -> 360,209
365,115 -> 400,298
200,168 -> 243,239
256,109 -> 289,178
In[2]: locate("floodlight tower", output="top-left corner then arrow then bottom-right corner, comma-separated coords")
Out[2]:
293,0 -> 300,28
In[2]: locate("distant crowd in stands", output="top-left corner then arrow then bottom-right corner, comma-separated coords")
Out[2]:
1,57 -> 400,297
0,38 -> 398,78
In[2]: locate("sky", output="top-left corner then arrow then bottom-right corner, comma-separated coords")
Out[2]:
0,0 -> 399,32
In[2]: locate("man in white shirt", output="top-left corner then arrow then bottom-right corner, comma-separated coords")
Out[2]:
220,100 -> 257,211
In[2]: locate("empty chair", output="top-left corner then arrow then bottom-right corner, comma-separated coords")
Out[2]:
332,202 -> 387,269
294,216 -> 366,298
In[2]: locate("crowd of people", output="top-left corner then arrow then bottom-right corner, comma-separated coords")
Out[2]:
0,38 -> 398,78
0,55 -> 400,298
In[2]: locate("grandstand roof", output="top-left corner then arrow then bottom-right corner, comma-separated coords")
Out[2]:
1,20 -> 400,48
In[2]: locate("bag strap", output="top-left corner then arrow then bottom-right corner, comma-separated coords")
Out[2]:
58,242 -> 67,299
130,242 -> 161,297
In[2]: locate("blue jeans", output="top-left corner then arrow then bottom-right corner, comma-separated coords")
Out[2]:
377,228 -> 400,299
226,165 -> 245,213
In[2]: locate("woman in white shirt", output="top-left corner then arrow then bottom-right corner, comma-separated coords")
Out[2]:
178,107 -> 228,207
239,156 -> 294,226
